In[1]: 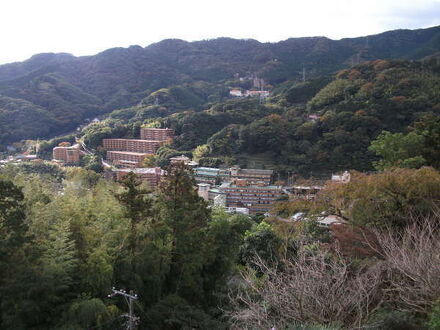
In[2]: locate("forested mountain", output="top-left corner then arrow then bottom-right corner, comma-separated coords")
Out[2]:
76,58 -> 440,175
0,25 -> 439,144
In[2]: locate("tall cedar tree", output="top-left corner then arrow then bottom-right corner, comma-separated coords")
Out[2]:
156,162 -> 210,303
0,179 -> 27,273
116,172 -> 152,255
0,179 -> 27,326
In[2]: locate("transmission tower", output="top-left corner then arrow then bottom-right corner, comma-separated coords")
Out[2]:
108,288 -> 139,330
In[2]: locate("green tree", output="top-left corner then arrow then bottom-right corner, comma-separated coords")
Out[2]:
369,130 -> 426,170
0,179 -> 27,265
239,221 -> 282,270
156,163 -> 210,302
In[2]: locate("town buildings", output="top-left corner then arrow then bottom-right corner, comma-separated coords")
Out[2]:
103,127 -> 174,167
53,144 -> 81,164
194,166 -> 273,185
169,155 -> 199,167
140,128 -> 174,142
103,139 -> 164,154
106,151 -> 149,168
194,167 -> 229,185
219,180 -> 286,214
230,166 -> 273,185
115,167 -> 166,187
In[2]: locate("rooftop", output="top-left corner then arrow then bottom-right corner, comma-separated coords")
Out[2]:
220,182 -> 283,190
107,151 -> 151,156
104,138 -> 165,143
117,167 -> 166,175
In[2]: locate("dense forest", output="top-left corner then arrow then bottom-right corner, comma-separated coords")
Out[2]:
1,162 -> 439,329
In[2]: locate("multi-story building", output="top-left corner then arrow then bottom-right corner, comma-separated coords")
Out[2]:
194,167 -> 230,185
103,139 -> 164,154
53,144 -> 81,164
219,180 -> 285,214
115,167 -> 166,187
289,185 -> 323,200
140,128 -> 174,142
106,151 -> 149,167
230,166 -> 273,185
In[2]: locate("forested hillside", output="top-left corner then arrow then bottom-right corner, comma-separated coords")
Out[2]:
1,162 -> 439,329
74,58 -> 440,175
0,25 -> 439,144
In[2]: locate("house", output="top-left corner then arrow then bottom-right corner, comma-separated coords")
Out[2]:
229,89 -> 243,97
331,171 -> 351,183
244,90 -> 270,98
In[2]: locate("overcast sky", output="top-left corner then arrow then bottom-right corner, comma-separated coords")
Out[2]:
0,0 -> 439,64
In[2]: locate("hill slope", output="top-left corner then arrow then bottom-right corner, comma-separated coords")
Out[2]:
0,25 -> 439,144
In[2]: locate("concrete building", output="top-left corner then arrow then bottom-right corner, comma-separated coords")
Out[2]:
219,181 -> 285,214
245,90 -> 270,98
226,207 -> 250,215
103,139 -> 164,154
289,185 -> 323,200
15,154 -> 38,162
197,183 -> 211,201
115,167 -> 166,187
169,155 -> 198,167
53,144 -> 81,164
230,166 -> 273,185
140,128 -> 174,142
194,167 -> 230,185
106,151 -> 149,167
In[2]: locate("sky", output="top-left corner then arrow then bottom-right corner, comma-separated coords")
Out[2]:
0,0 -> 439,64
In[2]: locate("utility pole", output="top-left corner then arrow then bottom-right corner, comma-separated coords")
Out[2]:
108,287 -> 139,330
302,66 -> 306,82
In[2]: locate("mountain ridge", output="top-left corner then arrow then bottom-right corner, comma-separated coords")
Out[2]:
0,25 -> 439,145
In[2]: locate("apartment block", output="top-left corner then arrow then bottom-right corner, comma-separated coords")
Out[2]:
140,128 -> 174,142
53,144 -> 81,164
219,181 -> 285,214
194,167 -> 230,185
115,167 -> 166,187
103,139 -> 164,154
230,166 -> 273,185
106,151 -> 149,167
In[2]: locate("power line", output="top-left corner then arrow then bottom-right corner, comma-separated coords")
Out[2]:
108,287 -> 139,330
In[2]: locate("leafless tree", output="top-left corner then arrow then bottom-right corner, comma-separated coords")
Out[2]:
227,249 -> 385,329
227,214 -> 440,329
375,218 -> 440,315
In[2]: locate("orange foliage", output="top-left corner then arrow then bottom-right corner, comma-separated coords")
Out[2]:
355,110 -> 367,116
391,95 -> 407,103
360,82 -> 374,94
336,69 -> 350,79
348,69 -> 361,80
373,59 -> 390,72
330,224 -> 381,258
